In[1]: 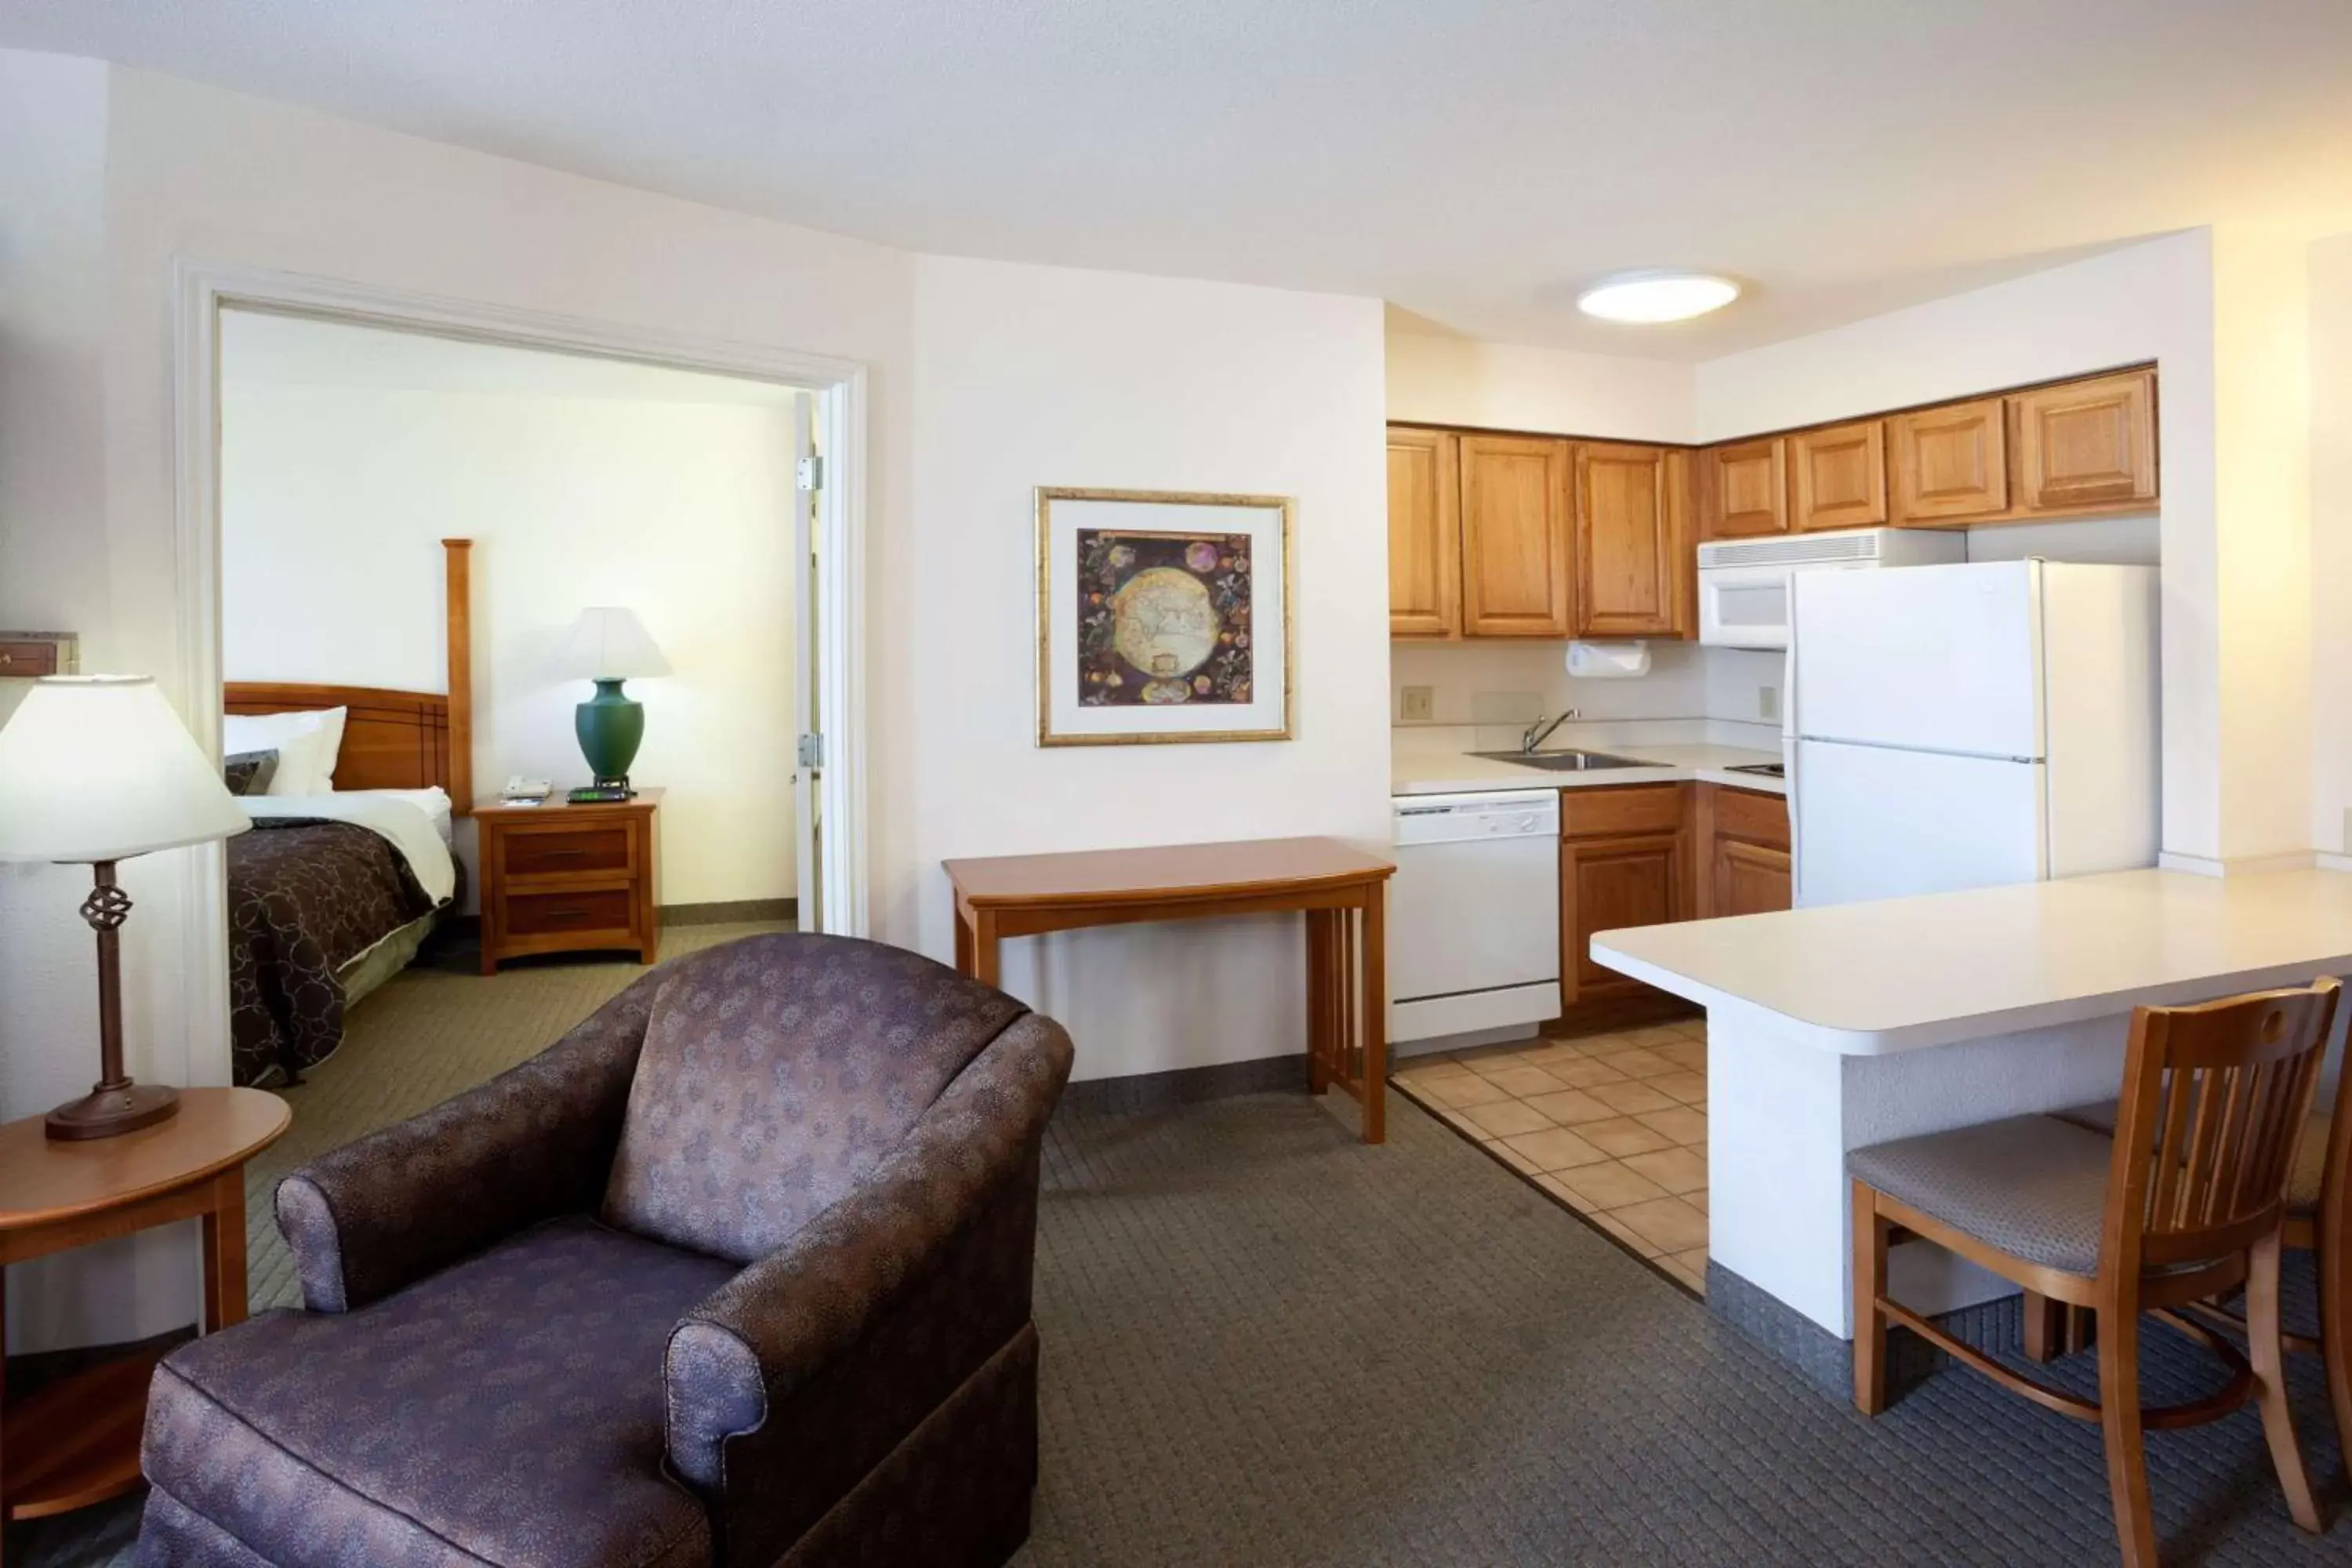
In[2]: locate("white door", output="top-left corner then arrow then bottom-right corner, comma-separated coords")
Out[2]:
1794,739 -> 2045,907
790,394 -> 821,931
1792,561 -> 2043,760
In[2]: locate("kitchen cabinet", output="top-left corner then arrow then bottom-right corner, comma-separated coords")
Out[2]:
1788,419 -> 1888,532
1892,397 -> 2009,522
1700,438 -> 1788,539
1385,426 -> 1461,638
2012,368 -> 2157,514
1459,434 -> 1574,637
1573,442 -> 1683,637
1559,786 -> 1690,1006
1695,783 -> 1791,920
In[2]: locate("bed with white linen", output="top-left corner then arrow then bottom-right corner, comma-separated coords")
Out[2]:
220,539 -> 477,1084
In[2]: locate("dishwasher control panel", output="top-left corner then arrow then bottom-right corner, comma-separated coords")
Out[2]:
1392,789 -> 1560,847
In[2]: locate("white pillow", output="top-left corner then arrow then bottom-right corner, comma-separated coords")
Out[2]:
365,786 -> 456,848
224,707 -> 347,794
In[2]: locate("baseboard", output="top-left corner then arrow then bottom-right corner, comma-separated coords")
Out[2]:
661,897 -> 797,927
1705,1260 -> 2024,1399
1058,1054 -> 1303,1116
2318,851 -> 2352,875
2157,849 -> 2318,877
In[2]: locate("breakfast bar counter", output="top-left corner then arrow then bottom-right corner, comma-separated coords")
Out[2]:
1591,868 -> 2352,1348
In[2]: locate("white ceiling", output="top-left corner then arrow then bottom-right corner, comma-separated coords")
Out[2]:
221,309 -> 804,406
12,1 -> 2352,358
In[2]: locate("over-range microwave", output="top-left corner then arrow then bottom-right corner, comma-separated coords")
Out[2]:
1696,528 -> 1966,648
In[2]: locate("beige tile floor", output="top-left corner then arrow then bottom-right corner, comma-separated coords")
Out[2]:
1392,1018 -> 1711,1294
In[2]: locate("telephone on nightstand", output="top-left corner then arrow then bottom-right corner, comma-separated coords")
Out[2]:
501,775 -> 553,803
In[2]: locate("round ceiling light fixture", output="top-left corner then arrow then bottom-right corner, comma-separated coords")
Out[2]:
1575,270 -> 1741,325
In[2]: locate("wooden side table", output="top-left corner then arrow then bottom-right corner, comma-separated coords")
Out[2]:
0,1087 -> 289,1541
943,837 -> 1396,1142
474,789 -> 662,974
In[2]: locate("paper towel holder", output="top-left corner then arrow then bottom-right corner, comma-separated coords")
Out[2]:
1565,641 -> 1651,679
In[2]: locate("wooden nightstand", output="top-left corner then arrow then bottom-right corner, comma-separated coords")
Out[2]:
474,789 -> 661,975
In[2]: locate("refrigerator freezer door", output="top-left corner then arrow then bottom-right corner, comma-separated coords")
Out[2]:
1794,739 -> 2046,907
1791,561 -> 2044,760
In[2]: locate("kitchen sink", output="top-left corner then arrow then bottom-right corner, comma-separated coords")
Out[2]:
1467,750 -> 1657,772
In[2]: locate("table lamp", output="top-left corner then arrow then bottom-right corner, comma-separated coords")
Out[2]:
560,607 -> 670,793
0,676 -> 249,1138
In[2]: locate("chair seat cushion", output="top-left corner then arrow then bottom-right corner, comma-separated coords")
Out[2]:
2053,1100 -> 2329,1215
1848,1115 -> 2129,1279
142,1214 -> 733,1568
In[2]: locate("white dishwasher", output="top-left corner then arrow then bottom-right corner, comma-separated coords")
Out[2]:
1388,789 -> 1562,1044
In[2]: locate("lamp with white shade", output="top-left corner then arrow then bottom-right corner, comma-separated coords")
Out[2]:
0,676 -> 249,1138
559,607 -> 671,794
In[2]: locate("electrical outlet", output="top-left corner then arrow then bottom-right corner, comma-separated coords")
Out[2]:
1759,684 -> 1780,723
1399,685 -> 1435,722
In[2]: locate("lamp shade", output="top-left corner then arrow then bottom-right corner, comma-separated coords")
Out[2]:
560,608 -> 672,681
0,677 -> 250,862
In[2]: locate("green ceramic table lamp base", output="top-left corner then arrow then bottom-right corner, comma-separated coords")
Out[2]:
576,677 -> 645,792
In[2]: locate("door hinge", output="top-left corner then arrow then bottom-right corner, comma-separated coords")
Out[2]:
797,733 -> 825,768
797,456 -> 824,492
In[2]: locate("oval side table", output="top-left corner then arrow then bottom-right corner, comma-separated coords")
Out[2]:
0,1087 -> 290,1545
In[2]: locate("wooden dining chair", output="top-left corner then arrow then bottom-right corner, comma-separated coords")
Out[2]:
1848,978 -> 2340,1568
2049,1022 -> 2352,1486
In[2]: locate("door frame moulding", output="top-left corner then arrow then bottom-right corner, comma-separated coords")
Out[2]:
170,260 -> 872,1083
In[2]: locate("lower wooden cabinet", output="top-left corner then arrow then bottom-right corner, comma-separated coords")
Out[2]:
1559,786 -> 1690,1007
1693,782 -> 1791,920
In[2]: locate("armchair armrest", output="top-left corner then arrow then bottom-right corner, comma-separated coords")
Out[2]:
663,1011 -> 1073,1559
274,968 -> 662,1312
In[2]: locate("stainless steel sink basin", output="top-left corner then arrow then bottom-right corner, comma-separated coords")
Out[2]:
1467,750 -> 1657,772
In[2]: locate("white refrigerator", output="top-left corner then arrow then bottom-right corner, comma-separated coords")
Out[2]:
1785,558 -> 2160,908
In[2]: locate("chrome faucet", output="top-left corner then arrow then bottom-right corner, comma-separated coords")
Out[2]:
1521,708 -> 1580,754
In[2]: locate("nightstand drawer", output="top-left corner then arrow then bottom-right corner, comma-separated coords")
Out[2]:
506,888 -> 635,938
499,825 -> 634,878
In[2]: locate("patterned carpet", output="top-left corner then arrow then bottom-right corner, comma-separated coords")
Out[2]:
22,967 -> 2352,1566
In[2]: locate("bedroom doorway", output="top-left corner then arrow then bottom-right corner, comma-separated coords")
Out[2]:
175,263 -> 870,1102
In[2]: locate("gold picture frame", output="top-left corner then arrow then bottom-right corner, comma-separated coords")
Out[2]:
1034,487 -> 1296,747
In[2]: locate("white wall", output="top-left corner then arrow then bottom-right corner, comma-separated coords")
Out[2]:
2310,231 -> 2352,855
1385,329 -> 1693,441
904,255 -> 1388,1080
221,349 -> 800,909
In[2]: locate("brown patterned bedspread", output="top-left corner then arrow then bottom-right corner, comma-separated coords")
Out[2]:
228,818 -> 439,1086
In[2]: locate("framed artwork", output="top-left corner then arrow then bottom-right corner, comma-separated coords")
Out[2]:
1035,487 -> 1294,747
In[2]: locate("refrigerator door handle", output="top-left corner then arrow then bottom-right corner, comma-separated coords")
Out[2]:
1783,629 -> 1802,907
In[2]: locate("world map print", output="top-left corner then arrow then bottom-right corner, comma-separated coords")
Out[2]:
1076,528 -> 1254,707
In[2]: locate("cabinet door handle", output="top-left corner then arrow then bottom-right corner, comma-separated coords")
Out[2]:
540,848 -> 586,858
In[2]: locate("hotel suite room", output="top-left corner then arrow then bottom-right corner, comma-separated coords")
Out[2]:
5,5 -> 2352,1567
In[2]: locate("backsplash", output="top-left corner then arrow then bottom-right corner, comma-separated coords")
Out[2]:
1392,640 -> 1784,737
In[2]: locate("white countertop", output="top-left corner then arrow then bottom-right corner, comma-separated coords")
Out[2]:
1392,739 -> 1786,797
1592,867 -> 2352,1054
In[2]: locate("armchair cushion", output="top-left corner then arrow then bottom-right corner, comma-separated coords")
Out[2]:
602,934 -> 1026,1263
141,1214 -> 728,1568
275,967 -> 660,1312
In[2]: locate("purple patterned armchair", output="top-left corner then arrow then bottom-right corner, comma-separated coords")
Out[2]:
136,933 -> 1074,1568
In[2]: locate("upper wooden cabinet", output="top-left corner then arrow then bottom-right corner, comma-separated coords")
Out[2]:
2013,368 -> 2157,514
1385,427 -> 1461,638
1574,442 -> 1682,637
1700,438 -> 1788,539
1458,434 -> 1573,638
1891,397 -> 2009,522
1788,419 -> 1888,532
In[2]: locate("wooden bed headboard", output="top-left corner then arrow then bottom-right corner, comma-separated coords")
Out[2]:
225,538 -> 476,815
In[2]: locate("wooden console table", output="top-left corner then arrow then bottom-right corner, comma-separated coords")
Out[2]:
943,837 -> 1396,1142
0,1087 -> 289,1545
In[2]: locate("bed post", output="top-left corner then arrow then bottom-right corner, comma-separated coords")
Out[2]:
443,538 -> 474,816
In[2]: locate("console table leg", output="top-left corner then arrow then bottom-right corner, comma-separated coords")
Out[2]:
1360,886 -> 1386,1145
1305,910 -> 1331,1094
